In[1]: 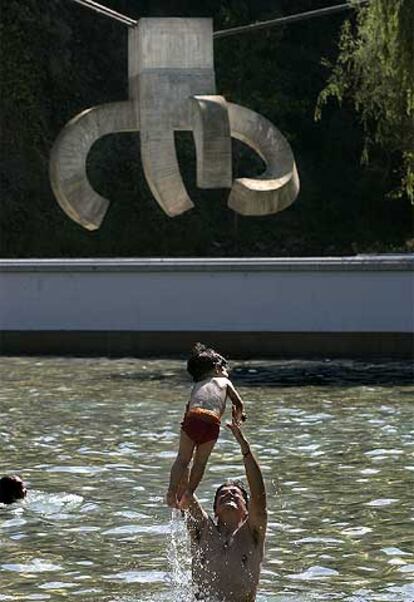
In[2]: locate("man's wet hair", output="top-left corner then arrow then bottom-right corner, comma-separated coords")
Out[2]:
187,342 -> 228,382
213,479 -> 249,513
0,475 -> 26,505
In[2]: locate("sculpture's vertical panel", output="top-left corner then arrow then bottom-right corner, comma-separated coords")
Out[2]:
133,19 -> 217,216
191,95 -> 232,188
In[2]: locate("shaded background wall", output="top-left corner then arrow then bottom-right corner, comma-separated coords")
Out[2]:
1,257 -> 412,357
1,0 -> 413,258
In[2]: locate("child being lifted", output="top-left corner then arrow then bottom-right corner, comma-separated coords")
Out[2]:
166,343 -> 246,509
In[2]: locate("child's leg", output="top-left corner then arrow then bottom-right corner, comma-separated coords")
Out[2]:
167,430 -> 195,507
176,464 -> 190,504
188,438 -> 216,493
179,439 -> 216,509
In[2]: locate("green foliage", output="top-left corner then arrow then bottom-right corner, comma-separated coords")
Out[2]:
316,0 -> 414,202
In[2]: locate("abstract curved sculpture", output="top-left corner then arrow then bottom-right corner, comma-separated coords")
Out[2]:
50,102 -> 136,230
50,18 -> 299,229
227,103 -> 299,216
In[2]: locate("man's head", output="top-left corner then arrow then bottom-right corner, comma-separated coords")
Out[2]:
0,475 -> 27,505
213,480 -> 249,520
187,342 -> 229,382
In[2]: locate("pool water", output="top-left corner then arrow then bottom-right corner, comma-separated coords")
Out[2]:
0,357 -> 413,601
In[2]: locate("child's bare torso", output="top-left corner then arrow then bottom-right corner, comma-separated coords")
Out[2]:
189,376 -> 230,418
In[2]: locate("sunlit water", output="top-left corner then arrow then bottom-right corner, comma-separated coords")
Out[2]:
0,357 -> 413,601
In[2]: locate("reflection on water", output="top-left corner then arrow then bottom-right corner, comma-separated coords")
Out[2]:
0,357 -> 413,601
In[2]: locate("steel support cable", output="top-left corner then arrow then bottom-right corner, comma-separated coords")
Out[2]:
214,0 -> 370,39
68,0 -> 369,32
68,0 -> 369,36
70,0 -> 137,27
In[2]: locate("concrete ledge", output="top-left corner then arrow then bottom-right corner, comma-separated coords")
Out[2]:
0,331 -> 412,359
1,255 -> 413,273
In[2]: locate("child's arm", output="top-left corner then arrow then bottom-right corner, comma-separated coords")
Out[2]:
226,381 -> 246,424
182,399 -> 191,421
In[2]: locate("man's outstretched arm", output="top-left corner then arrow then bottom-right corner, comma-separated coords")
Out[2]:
185,493 -> 209,542
226,421 -> 267,541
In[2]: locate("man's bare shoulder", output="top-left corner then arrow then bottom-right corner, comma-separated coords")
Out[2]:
239,514 -> 266,547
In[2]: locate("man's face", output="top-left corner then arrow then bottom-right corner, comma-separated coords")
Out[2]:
215,485 -> 247,519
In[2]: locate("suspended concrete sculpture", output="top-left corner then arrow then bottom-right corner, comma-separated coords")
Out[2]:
50,18 -> 299,230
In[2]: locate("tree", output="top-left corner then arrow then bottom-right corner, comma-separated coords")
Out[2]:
316,0 -> 414,202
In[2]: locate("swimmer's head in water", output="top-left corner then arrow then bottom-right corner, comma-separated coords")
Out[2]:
213,480 -> 249,516
187,342 -> 228,382
0,475 -> 27,504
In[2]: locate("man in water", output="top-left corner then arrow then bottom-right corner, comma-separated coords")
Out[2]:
184,421 -> 267,601
0,475 -> 27,504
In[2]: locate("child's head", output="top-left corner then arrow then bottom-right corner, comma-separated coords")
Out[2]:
187,342 -> 228,382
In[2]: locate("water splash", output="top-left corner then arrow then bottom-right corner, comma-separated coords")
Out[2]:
167,509 -> 193,601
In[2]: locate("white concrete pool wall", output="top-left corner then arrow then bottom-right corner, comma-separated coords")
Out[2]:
0,256 -> 413,357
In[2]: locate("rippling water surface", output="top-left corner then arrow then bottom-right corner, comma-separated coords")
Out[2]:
0,357 -> 413,601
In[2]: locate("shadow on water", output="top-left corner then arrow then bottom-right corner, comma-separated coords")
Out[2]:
231,360 -> 414,387
109,370 -> 188,384
108,360 -> 414,388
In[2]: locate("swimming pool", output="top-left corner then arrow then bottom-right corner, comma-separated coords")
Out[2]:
1,357 -> 413,601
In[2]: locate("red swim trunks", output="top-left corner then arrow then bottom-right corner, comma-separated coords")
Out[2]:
181,408 -> 220,445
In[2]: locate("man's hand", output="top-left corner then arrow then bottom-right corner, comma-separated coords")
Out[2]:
226,419 -> 249,454
231,405 -> 247,426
